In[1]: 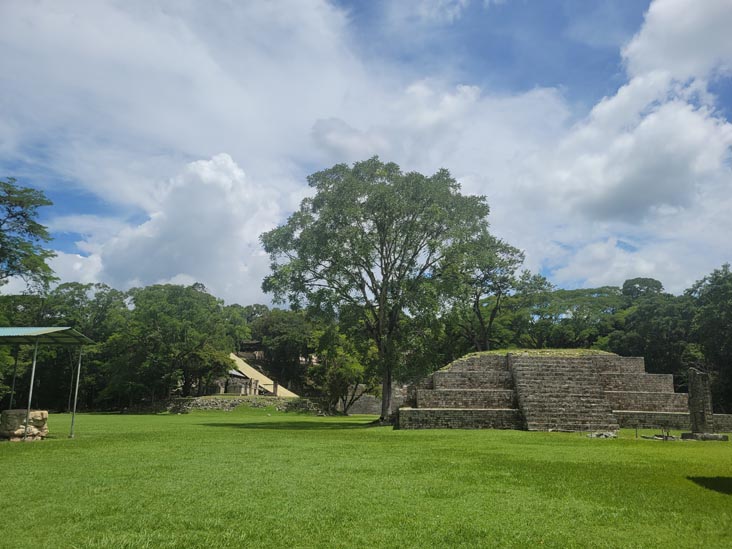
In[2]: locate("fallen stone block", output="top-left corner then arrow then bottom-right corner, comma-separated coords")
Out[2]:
680,432 -> 729,442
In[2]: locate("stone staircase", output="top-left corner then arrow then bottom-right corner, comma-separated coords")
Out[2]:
510,356 -> 618,432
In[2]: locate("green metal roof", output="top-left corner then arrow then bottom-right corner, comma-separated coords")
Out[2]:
0,327 -> 94,346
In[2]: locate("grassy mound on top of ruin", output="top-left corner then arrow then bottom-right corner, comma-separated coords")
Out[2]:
1,407 -> 730,548
477,348 -> 615,357
439,348 -> 615,370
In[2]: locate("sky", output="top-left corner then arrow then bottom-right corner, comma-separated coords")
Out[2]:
1,0 -> 731,304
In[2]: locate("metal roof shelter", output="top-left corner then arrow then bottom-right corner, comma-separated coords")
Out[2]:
0,327 -> 94,440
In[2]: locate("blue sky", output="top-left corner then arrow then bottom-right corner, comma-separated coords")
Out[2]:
338,0 -> 649,106
0,0 -> 730,304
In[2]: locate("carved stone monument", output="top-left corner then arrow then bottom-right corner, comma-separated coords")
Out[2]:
681,368 -> 728,441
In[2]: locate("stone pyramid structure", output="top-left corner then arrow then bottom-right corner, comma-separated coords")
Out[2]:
397,351 -> 721,431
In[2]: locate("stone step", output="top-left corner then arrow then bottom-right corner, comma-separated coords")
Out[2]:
600,373 -> 674,393
605,391 -> 688,412
416,389 -> 516,409
433,371 -> 513,390
614,411 -> 690,430
398,407 -> 523,430
510,358 -> 593,363
526,422 -> 619,432
511,371 -> 606,378
591,357 -> 646,374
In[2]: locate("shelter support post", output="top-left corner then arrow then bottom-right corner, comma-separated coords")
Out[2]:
8,347 -> 19,409
23,338 -> 40,440
69,347 -> 83,439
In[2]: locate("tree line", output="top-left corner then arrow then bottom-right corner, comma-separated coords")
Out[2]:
1,166 -> 731,417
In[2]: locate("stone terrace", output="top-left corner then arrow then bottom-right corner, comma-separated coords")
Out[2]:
400,354 -> 522,430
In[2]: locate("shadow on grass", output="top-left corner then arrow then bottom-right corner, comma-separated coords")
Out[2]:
688,477 -> 732,495
201,420 -> 375,431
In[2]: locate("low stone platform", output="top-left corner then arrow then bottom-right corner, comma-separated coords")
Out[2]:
0,409 -> 49,441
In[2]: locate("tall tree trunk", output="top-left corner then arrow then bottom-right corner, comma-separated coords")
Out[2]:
473,294 -> 488,351
380,365 -> 392,422
485,290 -> 504,351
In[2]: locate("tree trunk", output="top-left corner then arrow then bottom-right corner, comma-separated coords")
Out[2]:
380,365 -> 392,422
182,375 -> 192,397
473,294 -> 488,351
485,290 -> 504,351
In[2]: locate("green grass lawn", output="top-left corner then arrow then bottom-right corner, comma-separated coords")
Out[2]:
1,407 -> 730,549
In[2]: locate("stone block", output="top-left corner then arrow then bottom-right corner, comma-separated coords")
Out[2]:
687,368 -> 715,433
680,432 -> 729,441
0,409 -> 49,441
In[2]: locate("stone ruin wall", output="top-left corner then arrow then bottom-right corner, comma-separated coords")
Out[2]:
339,384 -> 407,415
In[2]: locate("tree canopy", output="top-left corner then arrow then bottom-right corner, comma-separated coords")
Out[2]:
0,177 -> 56,290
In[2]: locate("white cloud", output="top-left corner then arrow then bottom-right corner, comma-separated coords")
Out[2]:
90,154 -> 283,304
543,98 -> 732,222
623,0 -> 732,80
49,252 -> 104,286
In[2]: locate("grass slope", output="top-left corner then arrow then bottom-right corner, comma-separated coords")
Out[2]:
1,407 -> 730,548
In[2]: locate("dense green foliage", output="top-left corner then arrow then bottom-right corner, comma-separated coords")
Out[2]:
5,268 -> 731,413
0,177 -> 56,290
1,407 -> 730,548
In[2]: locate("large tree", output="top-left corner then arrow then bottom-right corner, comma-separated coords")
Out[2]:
261,157 -> 491,421
688,264 -> 732,411
0,177 -> 56,289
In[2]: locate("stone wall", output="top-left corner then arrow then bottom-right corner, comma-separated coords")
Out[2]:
599,373 -> 674,392
432,370 -> 513,390
398,408 -> 522,430
713,414 -> 732,432
169,396 -> 296,413
604,391 -> 688,412
337,385 -> 406,415
614,411 -> 691,429
416,389 -> 515,408
608,411 -> 732,431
